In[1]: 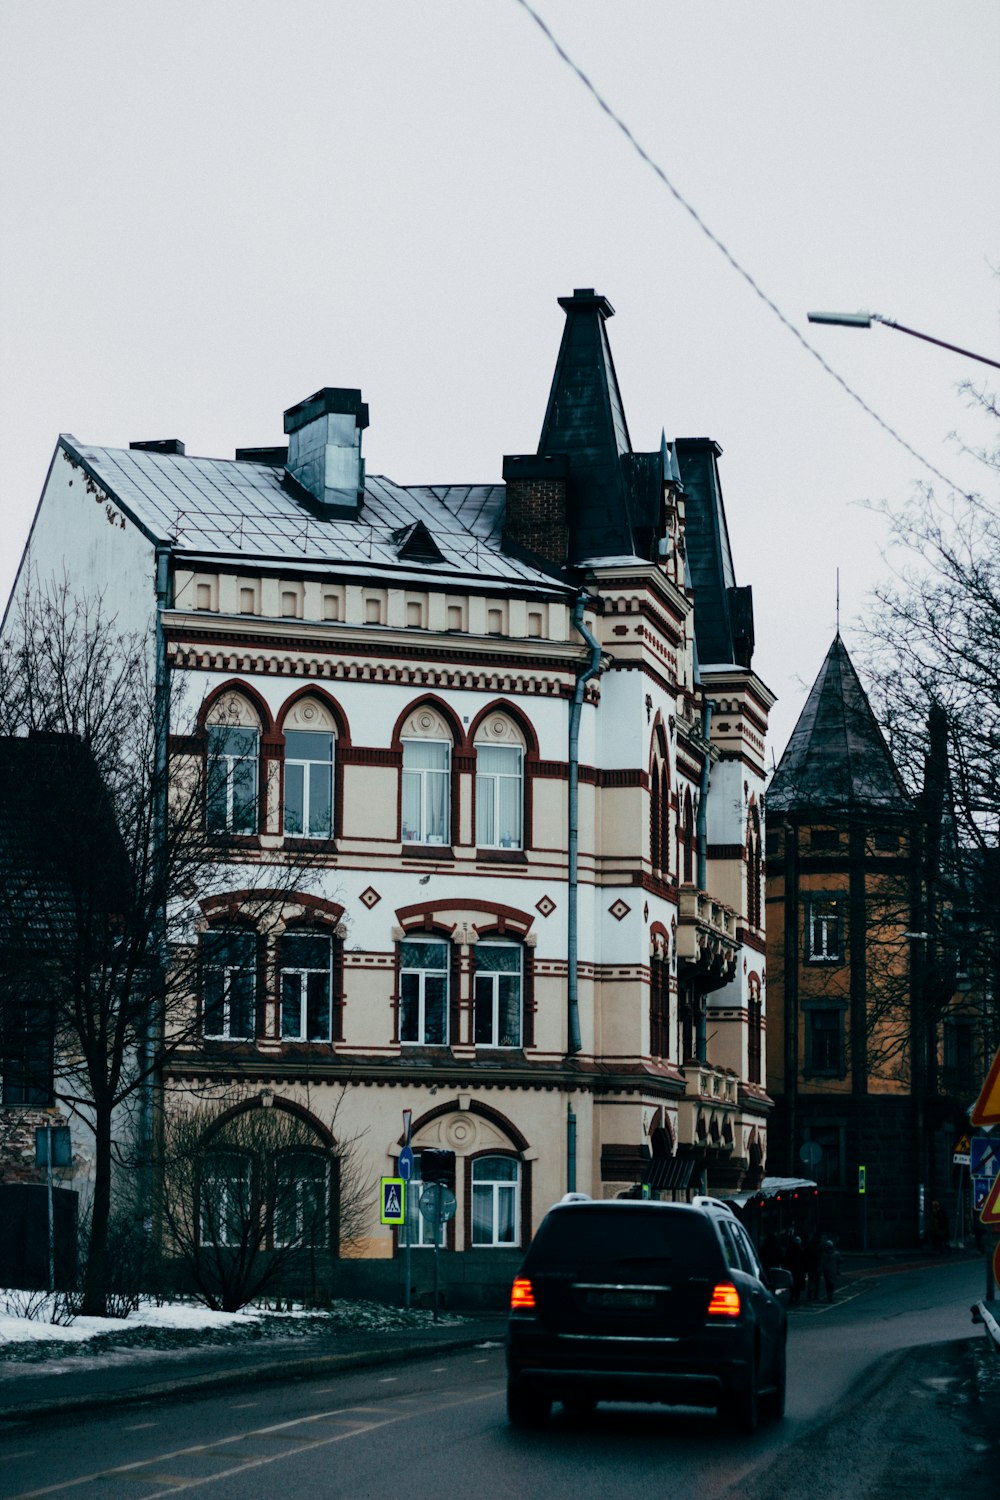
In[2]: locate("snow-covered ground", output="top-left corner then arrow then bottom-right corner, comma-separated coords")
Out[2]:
0,1291 -> 467,1357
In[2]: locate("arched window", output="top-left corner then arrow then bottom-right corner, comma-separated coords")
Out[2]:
206,695 -> 261,835
475,716 -> 526,849
471,1156 -> 520,1246
202,928 -> 256,1040
474,940 -> 523,1048
683,789 -> 694,883
650,951 -> 669,1058
399,936 -> 449,1045
747,978 -> 763,1085
401,706 -> 453,845
280,930 -> 335,1041
282,697 -> 337,839
650,761 -> 662,873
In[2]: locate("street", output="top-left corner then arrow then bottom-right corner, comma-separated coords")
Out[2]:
0,1259 -> 995,1500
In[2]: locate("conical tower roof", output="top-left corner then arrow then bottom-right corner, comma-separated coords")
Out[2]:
768,636 -> 912,815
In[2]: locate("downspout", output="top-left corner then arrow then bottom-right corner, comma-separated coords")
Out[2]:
568,592 -> 603,1055
695,697 -> 715,1064
141,548 -> 171,1234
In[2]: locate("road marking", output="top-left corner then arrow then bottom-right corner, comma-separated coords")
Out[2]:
122,1423 -> 159,1432
3,1388 -> 502,1500
376,1376 -> 398,1383
229,1402 -> 259,1409
431,1366 -> 447,1372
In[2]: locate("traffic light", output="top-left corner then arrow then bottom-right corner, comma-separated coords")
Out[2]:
421,1148 -> 456,1189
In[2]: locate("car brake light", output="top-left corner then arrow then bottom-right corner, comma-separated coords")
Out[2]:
707,1282 -> 741,1317
510,1277 -> 536,1311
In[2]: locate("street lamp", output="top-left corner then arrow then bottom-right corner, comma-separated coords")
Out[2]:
807,311 -> 1000,371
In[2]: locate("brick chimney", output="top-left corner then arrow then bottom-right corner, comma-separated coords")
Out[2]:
283,388 -> 369,517
501,453 -> 569,568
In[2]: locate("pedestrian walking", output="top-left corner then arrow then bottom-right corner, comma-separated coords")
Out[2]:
806,1230 -> 824,1301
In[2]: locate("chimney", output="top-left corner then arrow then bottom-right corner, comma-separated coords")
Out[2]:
283,388 -> 369,517
130,439 -> 185,455
501,453 -> 569,568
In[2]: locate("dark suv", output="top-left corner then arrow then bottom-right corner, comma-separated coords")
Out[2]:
506,1198 -> 789,1432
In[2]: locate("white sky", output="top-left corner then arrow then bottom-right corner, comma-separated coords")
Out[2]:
1,0 -> 997,758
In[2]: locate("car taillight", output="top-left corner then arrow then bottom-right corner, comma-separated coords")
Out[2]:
510,1277 -> 536,1311
707,1282 -> 741,1317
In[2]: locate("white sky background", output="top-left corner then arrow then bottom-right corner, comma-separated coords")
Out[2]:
0,0 -> 997,759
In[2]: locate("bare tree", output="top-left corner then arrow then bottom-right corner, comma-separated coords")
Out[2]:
0,579 -> 323,1314
154,1088 -> 371,1312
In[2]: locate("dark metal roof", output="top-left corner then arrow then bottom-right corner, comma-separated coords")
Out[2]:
61,441 -> 571,598
536,289 -> 637,564
767,636 -> 913,815
674,438 -> 753,669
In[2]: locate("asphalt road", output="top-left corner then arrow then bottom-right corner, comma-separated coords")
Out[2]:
1,1260 -> 995,1500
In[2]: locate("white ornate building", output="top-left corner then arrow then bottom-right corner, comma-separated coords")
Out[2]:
7,289 -> 774,1302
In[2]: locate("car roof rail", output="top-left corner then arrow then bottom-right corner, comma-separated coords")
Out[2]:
691,1194 -> 737,1215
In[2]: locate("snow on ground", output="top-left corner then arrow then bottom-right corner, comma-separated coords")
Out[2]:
0,1295 -> 267,1344
0,1291 -> 469,1354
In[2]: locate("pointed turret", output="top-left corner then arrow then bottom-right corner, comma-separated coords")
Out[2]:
536,288 -> 636,564
768,635 -> 911,815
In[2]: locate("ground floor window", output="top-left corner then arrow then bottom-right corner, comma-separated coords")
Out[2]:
471,1156 -> 519,1246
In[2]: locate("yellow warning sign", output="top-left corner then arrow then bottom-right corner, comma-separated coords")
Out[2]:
971,1047 -> 1000,1128
980,1172 -> 1000,1228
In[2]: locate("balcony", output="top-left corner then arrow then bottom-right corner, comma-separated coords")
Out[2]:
676,886 -> 739,991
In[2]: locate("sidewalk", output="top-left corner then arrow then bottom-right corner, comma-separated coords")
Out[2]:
0,1314 -> 508,1424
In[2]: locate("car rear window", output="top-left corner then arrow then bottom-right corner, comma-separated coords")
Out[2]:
524,1207 -> 718,1276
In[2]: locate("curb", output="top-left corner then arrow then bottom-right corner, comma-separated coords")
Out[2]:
0,1329 -> 505,1425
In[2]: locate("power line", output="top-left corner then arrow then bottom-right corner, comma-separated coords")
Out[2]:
514,0 -> 969,497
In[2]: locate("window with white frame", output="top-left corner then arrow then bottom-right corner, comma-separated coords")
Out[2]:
474,941 -> 522,1048
471,1156 -> 520,1246
475,744 -> 523,848
401,740 -> 450,844
203,929 -> 256,1040
401,1162 -> 445,1248
399,938 -> 449,1045
199,1153 -> 251,1247
207,724 -> 259,834
280,931 -> 333,1041
274,1152 -> 330,1247
283,731 -> 334,838
807,898 -> 842,962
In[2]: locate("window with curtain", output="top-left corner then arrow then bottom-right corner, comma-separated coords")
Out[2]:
207,724 -> 259,834
401,740 -> 450,843
199,1153 -> 251,1246
202,929 -> 256,1040
283,731 -> 334,838
274,1152 -> 330,1247
471,1156 -> 520,1246
474,942 -> 522,1048
475,743 -> 523,848
401,1161 -> 445,1248
399,938 -> 449,1045
280,931 -> 333,1041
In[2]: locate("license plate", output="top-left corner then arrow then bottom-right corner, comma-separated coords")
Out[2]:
585,1289 -> 656,1310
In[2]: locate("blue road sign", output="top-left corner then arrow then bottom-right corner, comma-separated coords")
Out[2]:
970,1134 -> 999,1179
399,1145 -> 414,1181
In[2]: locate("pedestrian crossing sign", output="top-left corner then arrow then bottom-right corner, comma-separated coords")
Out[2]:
380,1177 -> 406,1225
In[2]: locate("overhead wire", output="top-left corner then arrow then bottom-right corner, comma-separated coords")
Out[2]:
514,0 -> 969,497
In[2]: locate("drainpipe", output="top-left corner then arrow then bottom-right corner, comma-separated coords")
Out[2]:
141,548 -> 171,1235
695,698 -> 715,1064
567,592 -> 603,1055
567,1102 -> 577,1194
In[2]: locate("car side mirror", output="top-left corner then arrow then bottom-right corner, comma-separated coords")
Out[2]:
767,1266 -> 793,1302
